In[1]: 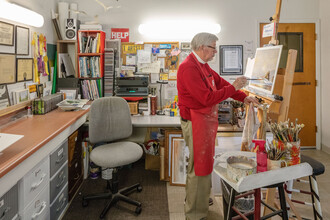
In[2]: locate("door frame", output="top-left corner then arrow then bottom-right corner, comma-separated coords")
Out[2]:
256,19 -> 321,149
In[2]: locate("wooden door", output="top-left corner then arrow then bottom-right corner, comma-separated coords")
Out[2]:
260,23 -> 316,147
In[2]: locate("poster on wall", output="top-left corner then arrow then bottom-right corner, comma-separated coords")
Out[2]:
111,28 -> 129,42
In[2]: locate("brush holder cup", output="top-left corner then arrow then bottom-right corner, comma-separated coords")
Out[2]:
285,139 -> 301,166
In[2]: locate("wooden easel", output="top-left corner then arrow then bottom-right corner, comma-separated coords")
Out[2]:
244,0 -> 302,219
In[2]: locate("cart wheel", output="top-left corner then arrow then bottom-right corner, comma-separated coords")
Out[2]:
82,199 -> 89,207
135,206 -> 142,214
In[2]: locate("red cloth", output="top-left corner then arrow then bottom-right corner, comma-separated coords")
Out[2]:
177,53 -> 247,121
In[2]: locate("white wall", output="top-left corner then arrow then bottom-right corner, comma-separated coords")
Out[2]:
0,0 -> 57,47
61,0 -> 319,75
319,1 -> 330,153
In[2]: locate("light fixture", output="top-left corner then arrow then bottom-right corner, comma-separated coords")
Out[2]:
138,20 -> 221,39
0,0 -> 44,27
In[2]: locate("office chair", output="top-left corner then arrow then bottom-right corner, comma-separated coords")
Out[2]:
82,97 -> 143,219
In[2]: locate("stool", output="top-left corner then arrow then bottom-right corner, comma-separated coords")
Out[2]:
221,179 -> 288,220
285,155 -> 325,220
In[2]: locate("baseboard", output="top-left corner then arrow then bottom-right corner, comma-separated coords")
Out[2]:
321,143 -> 330,155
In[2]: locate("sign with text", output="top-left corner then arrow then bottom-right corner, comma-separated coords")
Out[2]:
262,23 -> 275,38
111,28 -> 129,42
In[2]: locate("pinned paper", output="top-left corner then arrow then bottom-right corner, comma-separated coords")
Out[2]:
139,61 -> 161,73
137,50 -> 151,64
126,55 -> 136,65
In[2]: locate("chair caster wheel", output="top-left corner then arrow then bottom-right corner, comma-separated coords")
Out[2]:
135,206 -> 142,214
82,199 -> 89,207
137,185 -> 142,192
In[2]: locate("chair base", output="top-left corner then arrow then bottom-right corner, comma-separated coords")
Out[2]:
82,182 -> 143,219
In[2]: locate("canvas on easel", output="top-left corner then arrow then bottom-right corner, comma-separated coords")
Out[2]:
248,45 -> 283,95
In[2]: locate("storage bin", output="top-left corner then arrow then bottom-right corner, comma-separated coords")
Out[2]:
128,101 -> 138,115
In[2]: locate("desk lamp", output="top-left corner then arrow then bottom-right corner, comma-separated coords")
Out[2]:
156,80 -> 168,115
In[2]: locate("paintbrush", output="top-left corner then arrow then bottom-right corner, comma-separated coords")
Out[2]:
229,78 -> 264,80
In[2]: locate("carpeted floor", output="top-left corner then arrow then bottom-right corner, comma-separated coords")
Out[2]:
63,159 -> 169,220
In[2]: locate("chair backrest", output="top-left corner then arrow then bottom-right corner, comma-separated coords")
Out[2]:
89,97 -> 132,144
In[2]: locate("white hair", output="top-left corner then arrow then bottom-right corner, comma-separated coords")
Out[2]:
191,32 -> 218,51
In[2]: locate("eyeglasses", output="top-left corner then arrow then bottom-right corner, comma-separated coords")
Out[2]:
206,45 -> 216,50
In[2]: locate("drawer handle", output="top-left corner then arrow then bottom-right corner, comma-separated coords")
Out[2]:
31,174 -> 46,190
56,175 -> 66,188
74,173 -> 80,180
56,198 -> 67,212
56,155 -> 64,164
31,201 -> 46,220
0,207 -> 11,220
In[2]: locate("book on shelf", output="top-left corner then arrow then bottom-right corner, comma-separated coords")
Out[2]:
59,53 -> 75,78
81,79 -> 102,100
79,57 -> 101,78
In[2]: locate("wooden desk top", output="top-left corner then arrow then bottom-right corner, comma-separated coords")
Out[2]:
0,108 -> 89,179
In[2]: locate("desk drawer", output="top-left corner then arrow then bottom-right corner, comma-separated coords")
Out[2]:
50,184 -> 68,220
50,141 -> 68,177
0,183 -> 18,220
18,157 -> 50,209
20,184 -> 49,220
50,162 -> 68,203
68,158 -> 82,191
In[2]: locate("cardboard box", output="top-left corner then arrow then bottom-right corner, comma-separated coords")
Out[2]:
145,153 -> 160,170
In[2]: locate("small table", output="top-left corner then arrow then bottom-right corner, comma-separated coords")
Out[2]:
213,151 -> 313,220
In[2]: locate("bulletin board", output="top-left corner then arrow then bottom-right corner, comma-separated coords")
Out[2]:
121,42 -> 144,66
120,42 -> 180,80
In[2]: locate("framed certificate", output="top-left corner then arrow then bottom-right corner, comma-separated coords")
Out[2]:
16,26 -> 29,55
0,54 -> 16,84
16,58 -> 33,81
219,45 -> 243,75
0,21 -> 14,46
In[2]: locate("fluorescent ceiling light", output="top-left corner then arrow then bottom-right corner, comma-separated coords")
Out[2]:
139,20 -> 221,39
0,0 -> 44,27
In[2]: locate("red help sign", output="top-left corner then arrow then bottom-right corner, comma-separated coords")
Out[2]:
111,28 -> 129,42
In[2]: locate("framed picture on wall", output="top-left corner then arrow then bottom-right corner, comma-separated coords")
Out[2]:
0,21 -> 14,46
16,58 -> 33,81
170,137 -> 189,186
15,26 -> 29,55
219,45 -> 243,75
0,54 -> 16,84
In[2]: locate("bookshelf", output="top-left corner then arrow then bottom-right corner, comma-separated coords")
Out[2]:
77,30 -> 105,99
57,40 -> 78,78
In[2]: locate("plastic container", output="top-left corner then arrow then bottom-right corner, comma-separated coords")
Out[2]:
252,139 -> 267,172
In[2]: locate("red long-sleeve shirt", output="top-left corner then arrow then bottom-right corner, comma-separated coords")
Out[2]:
177,53 -> 247,121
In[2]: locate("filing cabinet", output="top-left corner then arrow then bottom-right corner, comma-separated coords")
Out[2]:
50,184 -> 68,220
49,140 -> 69,220
50,162 -> 68,202
20,185 -> 50,220
0,183 -> 18,220
18,156 -> 50,220
68,129 -> 84,201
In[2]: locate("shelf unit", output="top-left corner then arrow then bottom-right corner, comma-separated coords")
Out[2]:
77,30 -> 105,99
56,40 -> 78,78
104,39 -> 121,97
